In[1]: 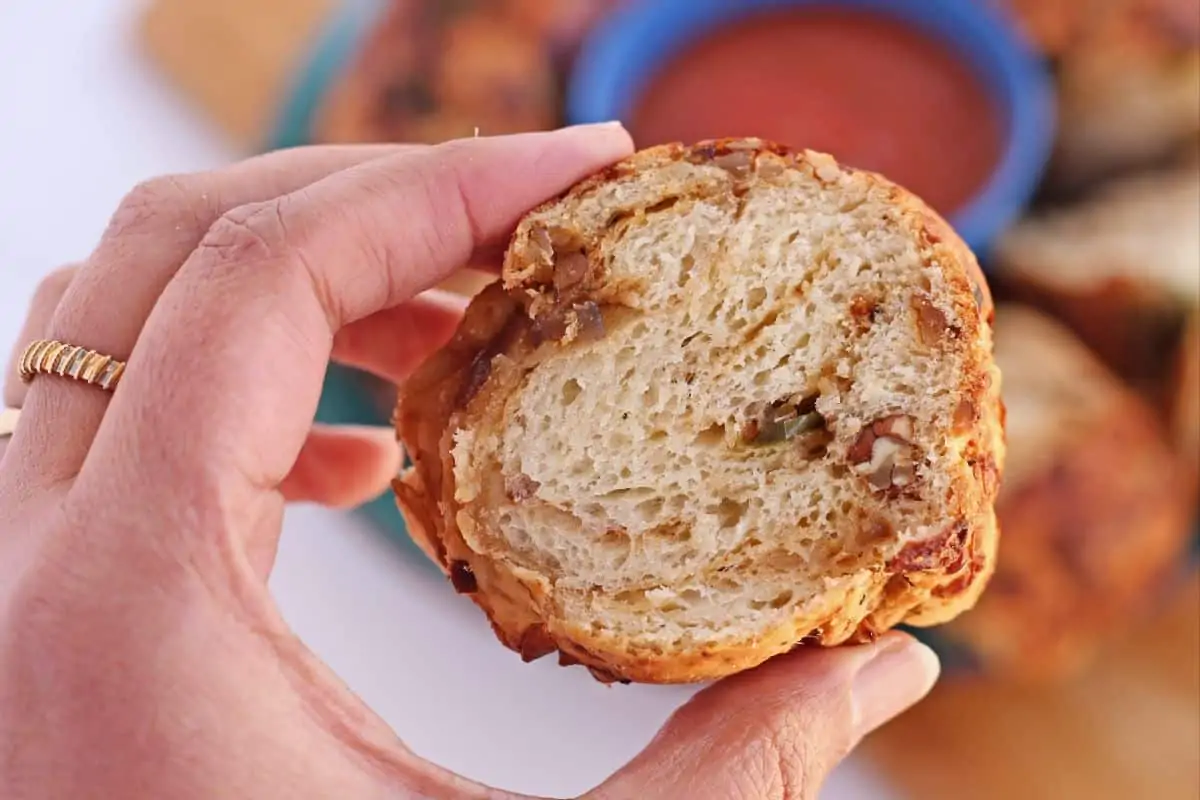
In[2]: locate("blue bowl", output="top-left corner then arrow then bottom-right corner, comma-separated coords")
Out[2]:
566,0 -> 1057,258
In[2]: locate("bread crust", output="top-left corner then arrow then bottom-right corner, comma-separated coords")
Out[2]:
394,139 -> 1004,683
942,306 -> 1195,679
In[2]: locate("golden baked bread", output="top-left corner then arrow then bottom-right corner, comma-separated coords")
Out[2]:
1172,310 -> 1200,493
993,163 -> 1200,397
393,138 -> 1004,684
315,0 -> 558,146
1044,0 -> 1200,189
941,305 -> 1195,680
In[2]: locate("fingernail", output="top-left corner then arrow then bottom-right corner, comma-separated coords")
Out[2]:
851,636 -> 941,738
573,120 -> 626,130
561,120 -> 630,138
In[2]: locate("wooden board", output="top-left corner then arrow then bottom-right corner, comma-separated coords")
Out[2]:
863,574 -> 1200,800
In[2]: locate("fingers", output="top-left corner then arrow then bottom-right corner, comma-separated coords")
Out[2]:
13,144 -> 417,486
3,266 -> 75,408
84,125 -> 633,526
1,266 -> 75,468
590,633 -> 940,800
331,290 -> 468,383
279,424 -> 401,508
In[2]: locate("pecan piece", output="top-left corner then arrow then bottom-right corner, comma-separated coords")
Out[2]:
553,251 -> 589,292
573,301 -> 605,342
849,415 -> 918,493
506,472 -> 540,501
530,306 -> 568,344
911,295 -> 949,346
712,150 -> 753,177
457,350 -> 493,407
953,398 -> 979,433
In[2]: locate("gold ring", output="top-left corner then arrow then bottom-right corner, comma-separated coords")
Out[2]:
0,407 -> 17,440
18,339 -> 126,392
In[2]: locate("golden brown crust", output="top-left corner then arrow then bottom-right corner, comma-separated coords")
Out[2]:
394,139 -> 1004,683
942,306 -> 1195,680
1172,310 -> 1200,494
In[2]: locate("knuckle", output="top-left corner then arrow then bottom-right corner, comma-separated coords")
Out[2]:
196,200 -> 337,327
106,174 -> 197,237
198,200 -> 290,266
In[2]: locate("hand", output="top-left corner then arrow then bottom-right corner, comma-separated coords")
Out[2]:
0,125 -> 939,800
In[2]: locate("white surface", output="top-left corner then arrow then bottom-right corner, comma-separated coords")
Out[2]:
0,2 -> 899,796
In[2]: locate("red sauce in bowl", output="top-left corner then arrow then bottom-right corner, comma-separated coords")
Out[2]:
629,9 -> 1005,216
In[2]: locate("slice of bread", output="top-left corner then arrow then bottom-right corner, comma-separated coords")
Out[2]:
394,138 -> 1005,683
941,305 -> 1195,679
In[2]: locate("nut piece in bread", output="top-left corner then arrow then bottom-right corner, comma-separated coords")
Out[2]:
994,163 -> 1200,396
394,139 -> 1005,684
941,305 -> 1195,680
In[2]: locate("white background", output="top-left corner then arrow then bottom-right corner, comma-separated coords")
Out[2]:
0,2 -> 898,796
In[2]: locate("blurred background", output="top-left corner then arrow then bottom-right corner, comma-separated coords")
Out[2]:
1,0 -> 1197,797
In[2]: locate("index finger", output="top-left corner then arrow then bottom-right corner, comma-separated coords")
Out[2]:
82,124 -> 633,511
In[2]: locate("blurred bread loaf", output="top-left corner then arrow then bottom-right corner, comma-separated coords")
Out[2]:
1173,311 -> 1200,491
993,163 -> 1200,396
394,139 -> 1004,684
942,305 -> 1194,679
315,0 -> 558,146
1044,0 -> 1200,190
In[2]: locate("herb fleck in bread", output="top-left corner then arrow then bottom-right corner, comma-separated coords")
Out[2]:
394,139 -> 1005,683
942,305 -> 1195,679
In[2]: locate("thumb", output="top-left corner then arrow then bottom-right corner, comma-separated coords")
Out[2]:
587,632 -> 940,800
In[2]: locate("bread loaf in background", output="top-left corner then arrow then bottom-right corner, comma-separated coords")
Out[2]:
940,305 -> 1195,679
1022,0 -> 1200,191
393,138 -> 1004,684
993,163 -> 1200,403
315,0 -> 561,146
1172,311 -> 1200,494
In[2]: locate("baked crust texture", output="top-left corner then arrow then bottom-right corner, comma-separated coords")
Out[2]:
394,139 -> 1005,683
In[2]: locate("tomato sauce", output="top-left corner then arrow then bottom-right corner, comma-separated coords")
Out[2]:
629,9 -> 1005,216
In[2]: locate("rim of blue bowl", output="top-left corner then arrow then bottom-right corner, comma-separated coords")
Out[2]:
566,0 -> 1058,258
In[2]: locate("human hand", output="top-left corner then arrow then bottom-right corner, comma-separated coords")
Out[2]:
0,125 -> 939,800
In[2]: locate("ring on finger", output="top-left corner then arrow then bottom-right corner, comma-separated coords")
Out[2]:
19,339 -> 127,392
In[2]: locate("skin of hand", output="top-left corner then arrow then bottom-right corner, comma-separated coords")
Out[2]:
0,124 -> 940,800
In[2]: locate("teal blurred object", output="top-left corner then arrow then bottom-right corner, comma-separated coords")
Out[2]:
314,364 -> 423,560
265,0 -> 386,151
266,0 -> 424,562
